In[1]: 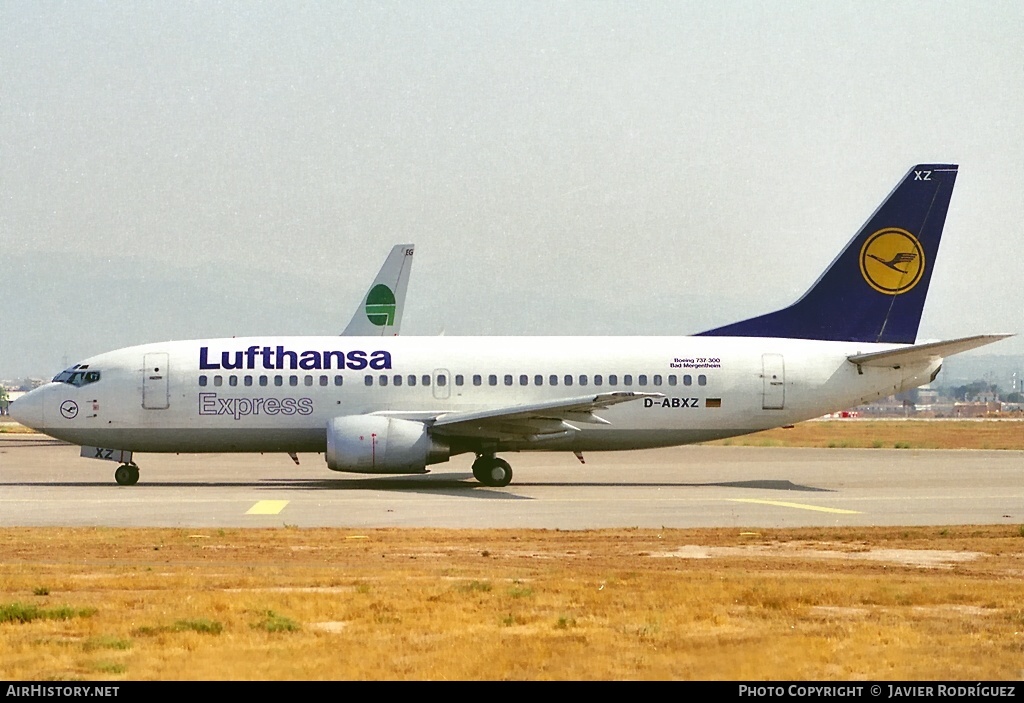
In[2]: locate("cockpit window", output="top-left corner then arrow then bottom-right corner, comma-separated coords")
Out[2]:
52,364 -> 101,387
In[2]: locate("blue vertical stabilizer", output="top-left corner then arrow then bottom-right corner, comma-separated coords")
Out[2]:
698,164 -> 958,344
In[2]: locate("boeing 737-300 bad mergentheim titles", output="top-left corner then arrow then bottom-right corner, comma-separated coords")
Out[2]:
11,164 -> 1010,487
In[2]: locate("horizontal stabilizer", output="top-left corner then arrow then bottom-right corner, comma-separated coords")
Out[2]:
847,334 -> 1013,368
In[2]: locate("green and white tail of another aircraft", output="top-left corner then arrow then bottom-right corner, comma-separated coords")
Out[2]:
342,244 -> 414,337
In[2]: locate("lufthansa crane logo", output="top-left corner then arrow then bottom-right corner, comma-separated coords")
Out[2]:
60,400 -> 79,420
859,228 -> 925,295
365,284 -> 397,327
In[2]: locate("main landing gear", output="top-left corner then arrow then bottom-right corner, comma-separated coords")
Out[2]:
114,462 -> 140,486
472,454 -> 513,487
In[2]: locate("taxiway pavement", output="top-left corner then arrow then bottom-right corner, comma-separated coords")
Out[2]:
1,434 -> 1020,528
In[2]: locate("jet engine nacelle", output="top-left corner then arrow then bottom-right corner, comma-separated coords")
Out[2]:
325,415 -> 449,474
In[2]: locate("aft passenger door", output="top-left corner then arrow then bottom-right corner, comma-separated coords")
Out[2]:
142,353 -> 169,410
761,353 -> 785,410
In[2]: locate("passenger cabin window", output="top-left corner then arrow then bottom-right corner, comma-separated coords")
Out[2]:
638,374 -> 647,386
564,375 -> 573,386
549,375 -> 558,386
594,375 -> 603,386
698,374 -> 707,386
473,374 -> 482,386
504,374 -> 513,386
519,375 -> 528,386
623,374 -> 633,386
534,375 -> 543,386
455,375 -> 464,386
579,375 -> 588,386
408,375 -> 417,386
199,375 -> 208,387
260,375 -> 269,387
422,375 -> 431,386
668,375 -> 677,386
214,376 -> 223,387
488,374 -> 497,386
319,375 -> 328,387
244,375 -> 254,387
393,375 -> 402,386
653,375 -> 663,386
364,375 -> 373,386
334,375 -> 344,386
437,374 -> 447,387
229,375 -> 238,387
609,374 -> 618,386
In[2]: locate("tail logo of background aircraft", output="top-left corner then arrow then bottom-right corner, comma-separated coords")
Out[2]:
859,228 -> 925,295
365,284 -> 397,326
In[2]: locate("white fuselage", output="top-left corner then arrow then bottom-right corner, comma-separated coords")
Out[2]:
16,335 -> 935,456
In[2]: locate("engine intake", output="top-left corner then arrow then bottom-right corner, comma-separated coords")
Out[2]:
325,415 -> 449,474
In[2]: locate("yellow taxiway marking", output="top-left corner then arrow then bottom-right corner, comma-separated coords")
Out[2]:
728,498 -> 861,515
246,500 -> 290,515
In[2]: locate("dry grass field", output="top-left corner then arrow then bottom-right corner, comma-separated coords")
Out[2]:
703,418 -> 1024,450
1,526 -> 1022,680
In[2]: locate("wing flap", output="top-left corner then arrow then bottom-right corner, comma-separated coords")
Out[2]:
430,391 -> 662,441
847,334 -> 1013,368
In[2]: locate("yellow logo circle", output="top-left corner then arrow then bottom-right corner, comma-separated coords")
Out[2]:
859,228 -> 925,295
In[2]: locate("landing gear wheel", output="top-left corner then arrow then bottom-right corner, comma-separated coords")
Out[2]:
472,456 -> 491,483
472,456 -> 513,487
486,458 -> 512,487
114,463 -> 140,486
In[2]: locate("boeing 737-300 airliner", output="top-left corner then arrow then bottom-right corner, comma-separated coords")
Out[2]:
11,164 -> 1010,487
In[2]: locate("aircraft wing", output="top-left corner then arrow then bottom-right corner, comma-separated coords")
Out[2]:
847,334 -> 1013,368
426,391 -> 663,441
342,244 -> 415,336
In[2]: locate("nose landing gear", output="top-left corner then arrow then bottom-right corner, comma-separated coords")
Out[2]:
114,463 -> 140,486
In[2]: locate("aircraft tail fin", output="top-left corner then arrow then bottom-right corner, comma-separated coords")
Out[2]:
341,244 -> 415,336
698,165 -> 958,344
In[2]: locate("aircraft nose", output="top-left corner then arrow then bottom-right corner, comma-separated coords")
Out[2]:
9,389 -> 44,430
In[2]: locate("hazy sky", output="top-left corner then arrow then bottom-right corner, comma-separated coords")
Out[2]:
3,1 -> 1023,378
